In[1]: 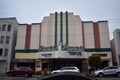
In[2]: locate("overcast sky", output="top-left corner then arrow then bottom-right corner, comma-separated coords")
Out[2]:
0,0 -> 120,39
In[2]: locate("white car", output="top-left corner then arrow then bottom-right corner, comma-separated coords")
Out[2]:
94,66 -> 120,77
51,66 -> 80,74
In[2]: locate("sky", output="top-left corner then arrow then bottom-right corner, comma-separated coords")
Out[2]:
0,0 -> 120,40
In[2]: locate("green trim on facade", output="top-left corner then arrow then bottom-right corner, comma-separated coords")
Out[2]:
15,48 -> 111,53
66,11 -> 68,46
60,12 -> 63,43
15,49 -> 39,53
55,12 -> 57,47
85,48 -> 111,52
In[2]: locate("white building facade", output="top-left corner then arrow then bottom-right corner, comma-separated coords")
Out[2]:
112,29 -> 120,66
14,12 -> 112,73
0,18 -> 18,73
40,12 -> 112,67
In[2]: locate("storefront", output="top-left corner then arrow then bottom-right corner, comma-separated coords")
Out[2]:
36,46 -> 88,73
15,45 -> 112,74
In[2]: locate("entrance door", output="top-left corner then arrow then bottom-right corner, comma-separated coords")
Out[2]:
0,61 -> 6,73
42,62 -> 51,71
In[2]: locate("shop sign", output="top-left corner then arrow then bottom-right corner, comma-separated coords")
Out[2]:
37,51 -> 87,59
41,53 -> 52,57
37,52 -> 55,58
68,51 -> 82,55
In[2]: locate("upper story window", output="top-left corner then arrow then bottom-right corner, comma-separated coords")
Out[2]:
0,36 -> 4,43
0,48 -> 3,56
2,24 -> 6,31
7,24 -> 11,31
119,32 -> 120,41
0,26 -> 1,31
4,48 -> 8,57
6,36 -> 10,44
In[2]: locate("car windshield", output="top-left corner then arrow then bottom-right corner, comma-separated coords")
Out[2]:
103,66 -> 119,70
102,67 -> 111,70
61,67 -> 76,70
15,67 -> 30,70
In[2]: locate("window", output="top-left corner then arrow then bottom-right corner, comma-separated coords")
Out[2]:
2,24 -> 6,31
6,36 -> 10,44
7,24 -> 11,31
0,36 -> 4,43
119,32 -> 120,41
111,67 -> 119,69
0,49 -> 3,56
103,67 -> 111,70
4,48 -> 8,57
0,27 -> 1,31
16,67 -> 31,71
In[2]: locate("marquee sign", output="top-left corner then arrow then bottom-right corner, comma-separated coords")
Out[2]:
41,53 -> 52,57
37,51 -> 88,59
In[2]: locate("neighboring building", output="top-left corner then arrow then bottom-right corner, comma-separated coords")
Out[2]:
15,12 -> 112,73
0,17 -> 18,73
111,29 -> 120,66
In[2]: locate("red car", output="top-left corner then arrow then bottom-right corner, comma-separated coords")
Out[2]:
6,67 -> 33,77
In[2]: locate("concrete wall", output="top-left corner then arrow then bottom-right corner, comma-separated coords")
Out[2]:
113,29 -> 120,66
30,24 -> 40,49
41,12 -> 83,47
69,14 -> 82,47
15,24 -> 26,49
99,22 -> 110,48
84,22 -> 94,48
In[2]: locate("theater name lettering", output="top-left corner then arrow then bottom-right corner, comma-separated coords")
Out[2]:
41,53 -> 52,57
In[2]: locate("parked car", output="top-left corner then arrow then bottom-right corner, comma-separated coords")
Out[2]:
6,67 -> 33,77
41,72 -> 97,80
94,66 -> 120,77
51,66 -> 80,74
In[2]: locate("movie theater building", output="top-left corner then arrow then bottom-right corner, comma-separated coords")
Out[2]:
15,12 -> 112,73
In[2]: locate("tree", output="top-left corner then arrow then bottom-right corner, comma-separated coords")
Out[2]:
88,55 -> 101,70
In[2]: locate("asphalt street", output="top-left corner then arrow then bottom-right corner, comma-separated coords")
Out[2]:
0,76 -> 120,80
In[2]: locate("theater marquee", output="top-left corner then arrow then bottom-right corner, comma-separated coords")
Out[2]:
37,51 -> 88,59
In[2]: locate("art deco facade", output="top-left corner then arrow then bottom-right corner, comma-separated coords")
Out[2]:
15,12 -> 112,73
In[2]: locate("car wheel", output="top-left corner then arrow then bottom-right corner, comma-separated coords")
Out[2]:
28,74 -> 32,77
98,73 -> 104,77
117,73 -> 120,77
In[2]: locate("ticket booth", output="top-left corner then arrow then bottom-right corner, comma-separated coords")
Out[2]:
35,60 -> 42,74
